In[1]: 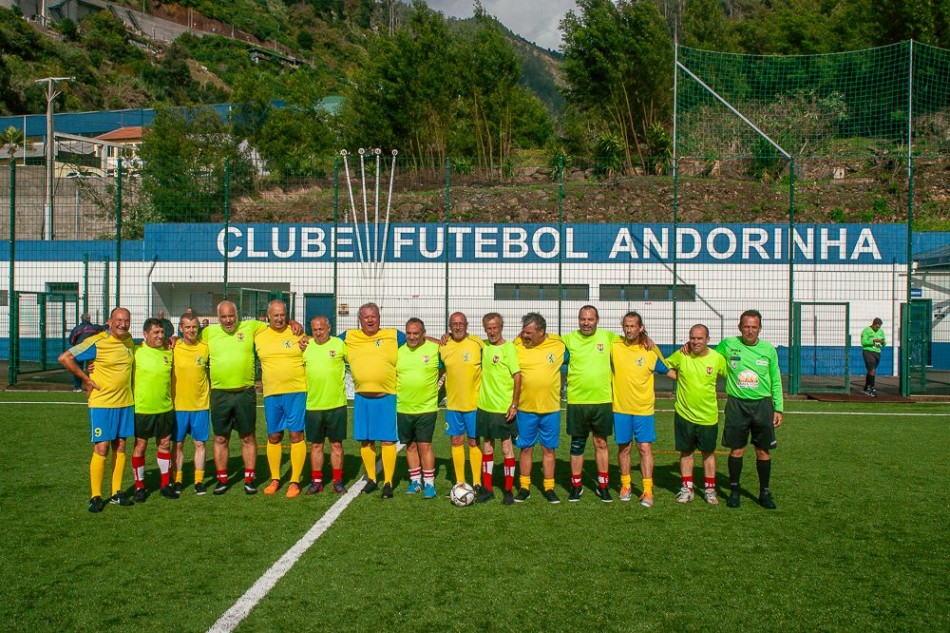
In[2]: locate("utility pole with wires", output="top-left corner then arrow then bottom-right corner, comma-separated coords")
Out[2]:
35,76 -> 74,241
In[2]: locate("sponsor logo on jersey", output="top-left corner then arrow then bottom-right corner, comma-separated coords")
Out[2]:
756,359 -> 768,366
737,369 -> 759,389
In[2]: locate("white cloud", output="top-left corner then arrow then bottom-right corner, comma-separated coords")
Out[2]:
415,0 -> 579,51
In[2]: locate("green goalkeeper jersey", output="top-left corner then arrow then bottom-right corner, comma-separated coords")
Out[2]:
716,336 -> 784,411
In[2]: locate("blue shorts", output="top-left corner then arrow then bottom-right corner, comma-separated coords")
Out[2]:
174,410 -> 210,443
353,393 -> 397,442
89,406 -> 134,443
614,413 -> 656,445
263,392 -> 306,434
515,411 -> 561,450
445,410 -> 477,438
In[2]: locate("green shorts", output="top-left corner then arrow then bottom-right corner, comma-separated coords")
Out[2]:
210,387 -> 258,437
566,403 -> 613,438
397,412 -> 437,444
674,412 -> 718,453
134,410 -> 175,439
722,397 -> 777,450
305,406 -> 348,444
476,408 -> 515,441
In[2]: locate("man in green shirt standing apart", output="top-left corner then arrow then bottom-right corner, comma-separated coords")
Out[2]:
861,317 -> 885,397
716,309 -> 783,510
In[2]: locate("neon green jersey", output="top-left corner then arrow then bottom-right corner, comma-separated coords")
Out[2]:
666,349 -> 727,425
477,341 -> 520,414
201,320 -> 266,390
561,329 -> 616,404
396,341 -> 441,414
861,326 -> 885,353
716,337 -> 784,411
133,344 -> 173,414
303,337 -> 347,410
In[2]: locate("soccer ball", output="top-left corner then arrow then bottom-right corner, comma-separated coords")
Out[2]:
450,482 -> 475,507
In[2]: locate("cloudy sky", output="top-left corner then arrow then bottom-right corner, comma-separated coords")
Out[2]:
417,0 -> 580,51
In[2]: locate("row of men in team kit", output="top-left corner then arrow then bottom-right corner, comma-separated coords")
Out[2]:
60,301 -> 784,514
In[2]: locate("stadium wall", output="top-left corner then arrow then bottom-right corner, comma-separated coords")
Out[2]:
3,223 -> 948,376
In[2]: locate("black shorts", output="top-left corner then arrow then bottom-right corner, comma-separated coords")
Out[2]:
135,410 -> 176,439
566,403 -> 613,438
722,397 -> 777,450
305,406 -> 348,444
862,350 -> 881,372
398,412 -> 437,444
210,387 -> 257,437
674,412 -> 718,453
475,408 -> 516,441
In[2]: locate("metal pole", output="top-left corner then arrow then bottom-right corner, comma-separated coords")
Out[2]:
7,161 -> 16,385
444,157 -> 451,332
903,40 -> 914,396
672,37 -> 680,345
332,156 -> 339,334
39,293 -> 47,371
557,155 -> 564,333
115,159 -> 122,308
788,156 -> 796,392
224,158 -> 231,297
34,76 -> 74,240
82,253 -> 89,315
103,257 -> 110,318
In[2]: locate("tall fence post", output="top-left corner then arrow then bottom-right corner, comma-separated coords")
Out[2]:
332,156 -> 339,334
7,160 -> 16,385
557,155 -> 564,333
103,256 -> 110,318
82,253 -> 89,315
223,158 -> 231,298
115,160 -> 123,309
444,157 -> 451,331
788,156 -> 796,393
903,40 -> 914,397
672,36 -> 679,345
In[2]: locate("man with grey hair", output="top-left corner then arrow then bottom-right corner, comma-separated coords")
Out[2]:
513,312 -> 566,504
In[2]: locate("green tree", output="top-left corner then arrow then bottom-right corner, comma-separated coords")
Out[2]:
138,106 -> 253,223
561,0 -> 673,171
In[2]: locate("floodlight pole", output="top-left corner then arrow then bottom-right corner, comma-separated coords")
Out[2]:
35,76 -> 74,240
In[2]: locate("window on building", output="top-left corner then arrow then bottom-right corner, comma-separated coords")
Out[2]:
600,284 -> 695,302
45,282 -> 79,303
494,283 -> 589,301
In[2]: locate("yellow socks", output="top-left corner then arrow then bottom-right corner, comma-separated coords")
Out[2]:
266,442 -> 282,481
175,470 -> 183,484
194,469 -> 205,486
469,445 -> 482,486
543,478 -> 555,492
290,441 -> 306,483
520,475 -> 532,491
451,444 -> 466,483
643,477 -> 654,496
381,444 -> 397,485
110,450 -> 126,495
90,452 -> 106,498
621,474 -> 632,490
360,444 -> 377,481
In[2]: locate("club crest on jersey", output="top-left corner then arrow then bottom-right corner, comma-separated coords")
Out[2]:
375,340 -> 382,347
636,357 -> 644,366
706,366 -> 712,375
492,355 -> 500,364
284,340 -> 292,348
463,352 -> 470,362
237,332 -> 244,341
547,354 -> 555,363
329,350 -> 336,358
196,357 -> 204,367
164,356 -> 170,365
597,344 -> 604,352
423,355 -> 430,363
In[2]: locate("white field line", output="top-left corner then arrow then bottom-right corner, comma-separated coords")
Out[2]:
206,442 -> 403,633
1,401 -> 947,418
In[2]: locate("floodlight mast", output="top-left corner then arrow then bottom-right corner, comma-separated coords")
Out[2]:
35,76 -> 75,240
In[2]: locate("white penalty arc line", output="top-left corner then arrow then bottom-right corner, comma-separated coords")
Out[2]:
206,442 -> 404,633
1,401 -> 947,418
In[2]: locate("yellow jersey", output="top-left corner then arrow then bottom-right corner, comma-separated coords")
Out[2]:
513,336 -> 565,414
439,335 -> 483,412
172,340 -> 210,411
70,331 -> 134,408
254,326 -> 306,397
611,341 -> 668,415
342,328 -> 403,394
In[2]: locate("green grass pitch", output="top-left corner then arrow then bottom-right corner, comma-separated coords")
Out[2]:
0,392 -> 947,632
